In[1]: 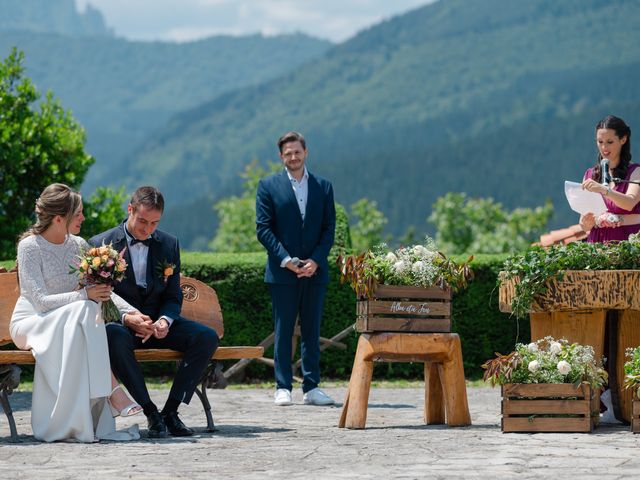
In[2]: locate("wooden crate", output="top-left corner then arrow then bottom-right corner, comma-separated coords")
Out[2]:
632,398 -> 640,433
356,284 -> 451,333
501,383 -> 596,433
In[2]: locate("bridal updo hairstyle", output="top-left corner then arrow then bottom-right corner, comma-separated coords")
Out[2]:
20,183 -> 82,241
591,115 -> 632,183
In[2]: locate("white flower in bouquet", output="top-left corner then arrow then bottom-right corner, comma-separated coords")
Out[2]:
527,342 -> 538,353
557,360 -> 572,375
393,260 -> 407,274
412,245 -> 428,256
549,342 -> 562,355
528,360 -> 540,373
385,252 -> 398,263
411,260 -> 425,274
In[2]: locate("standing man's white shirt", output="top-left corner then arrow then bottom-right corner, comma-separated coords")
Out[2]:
280,167 -> 309,268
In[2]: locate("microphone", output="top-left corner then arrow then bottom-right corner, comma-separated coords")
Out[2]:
601,158 -> 611,185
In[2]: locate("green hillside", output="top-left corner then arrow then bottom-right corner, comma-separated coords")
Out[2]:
130,0 -> 640,248
0,32 -> 331,193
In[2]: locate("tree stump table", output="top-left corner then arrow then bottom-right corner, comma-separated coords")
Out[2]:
499,270 -> 640,423
339,285 -> 470,429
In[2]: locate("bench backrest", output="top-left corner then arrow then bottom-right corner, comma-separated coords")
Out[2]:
0,272 -> 224,346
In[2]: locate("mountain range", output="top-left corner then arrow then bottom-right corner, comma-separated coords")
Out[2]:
3,0 -> 640,250
129,0 -> 640,248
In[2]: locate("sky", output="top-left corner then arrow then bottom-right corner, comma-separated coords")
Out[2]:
75,0 -> 434,43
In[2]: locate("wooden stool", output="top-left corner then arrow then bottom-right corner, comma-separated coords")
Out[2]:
338,332 -> 471,429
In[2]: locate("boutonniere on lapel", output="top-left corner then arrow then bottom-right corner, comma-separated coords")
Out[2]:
157,260 -> 176,285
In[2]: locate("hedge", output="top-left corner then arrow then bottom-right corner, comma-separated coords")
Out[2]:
181,252 -> 529,381
1,253 -> 528,381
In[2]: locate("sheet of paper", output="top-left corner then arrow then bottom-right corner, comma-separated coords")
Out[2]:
564,181 -> 607,216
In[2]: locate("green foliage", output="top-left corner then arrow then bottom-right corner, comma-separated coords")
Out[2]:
349,198 -> 388,253
332,203 -> 352,256
429,193 -> 553,254
80,186 -> 127,239
483,337 -> 607,389
210,161 -> 281,252
624,346 -> 640,398
0,48 -> 93,258
501,236 -> 640,319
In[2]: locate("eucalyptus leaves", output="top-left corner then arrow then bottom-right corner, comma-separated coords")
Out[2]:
501,234 -> 640,318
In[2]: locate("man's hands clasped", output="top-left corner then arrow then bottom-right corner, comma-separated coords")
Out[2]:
124,311 -> 170,343
286,258 -> 319,278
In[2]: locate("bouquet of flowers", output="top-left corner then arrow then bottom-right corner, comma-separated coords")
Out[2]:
70,243 -> 128,323
337,237 -> 473,298
482,336 -> 608,389
624,346 -> 640,398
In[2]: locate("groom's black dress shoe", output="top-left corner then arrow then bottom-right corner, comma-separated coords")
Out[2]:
147,411 -> 168,438
162,411 -> 194,437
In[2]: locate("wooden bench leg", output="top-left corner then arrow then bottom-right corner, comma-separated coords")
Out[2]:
343,336 -> 374,429
0,364 -> 21,442
440,340 -> 471,426
424,362 -> 445,425
338,386 -> 350,428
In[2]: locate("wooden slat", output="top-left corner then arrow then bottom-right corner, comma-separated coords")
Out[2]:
503,399 -> 590,415
0,272 -> 19,346
357,317 -> 450,333
360,300 -> 450,317
503,383 -> 589,398
502,416 -> 591,433
0,346 -> 264,365
372,284 -> 451,300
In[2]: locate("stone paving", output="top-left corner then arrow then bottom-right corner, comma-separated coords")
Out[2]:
1,386 -> 640,479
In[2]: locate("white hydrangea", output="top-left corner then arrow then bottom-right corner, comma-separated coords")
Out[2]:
385,252 -> 398,263
412,245 -> 428,256
527,343 -> 538,353
557,360 -> 572,375
393,260 -> 407,274
549,342 -> 562,355
411,261 -> 425,274
528,360 -> 540,373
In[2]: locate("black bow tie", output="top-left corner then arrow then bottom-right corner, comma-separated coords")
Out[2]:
130,237 -> 151,246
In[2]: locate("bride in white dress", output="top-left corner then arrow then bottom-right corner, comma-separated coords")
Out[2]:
10,183 -> 141,442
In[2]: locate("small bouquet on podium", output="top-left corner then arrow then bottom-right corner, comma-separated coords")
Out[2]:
70,243 -> 128,323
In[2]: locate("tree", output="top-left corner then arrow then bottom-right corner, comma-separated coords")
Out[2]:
428,192 -> 553,254
210,161 -> 282,252
0,48 -> 94,258
81,186 -> 127,239
349,198 -> 388,253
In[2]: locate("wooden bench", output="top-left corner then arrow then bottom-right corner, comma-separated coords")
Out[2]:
0,270 -> 263,441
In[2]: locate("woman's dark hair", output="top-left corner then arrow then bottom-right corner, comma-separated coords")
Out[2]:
592,115 -> 632,183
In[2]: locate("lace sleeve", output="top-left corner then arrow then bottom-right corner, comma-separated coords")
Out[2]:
17,238 -> 87,314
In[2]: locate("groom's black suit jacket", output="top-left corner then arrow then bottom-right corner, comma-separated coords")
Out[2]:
90,221 -> 183,321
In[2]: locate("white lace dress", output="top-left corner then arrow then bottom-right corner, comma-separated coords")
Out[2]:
10,234 -> 138,442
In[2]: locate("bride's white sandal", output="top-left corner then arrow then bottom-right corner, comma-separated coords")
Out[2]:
108,385 -> 142,418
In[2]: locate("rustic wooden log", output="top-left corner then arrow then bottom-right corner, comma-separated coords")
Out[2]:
501,383 -> 596,433
499,270 -> 640,313
338,332 -> 470,429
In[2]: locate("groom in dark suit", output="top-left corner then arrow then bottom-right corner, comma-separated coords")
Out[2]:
90,186 -> 219,437
256,131 -> 336,406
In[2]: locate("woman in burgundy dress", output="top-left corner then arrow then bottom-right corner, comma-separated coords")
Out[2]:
580,115 -> 639,242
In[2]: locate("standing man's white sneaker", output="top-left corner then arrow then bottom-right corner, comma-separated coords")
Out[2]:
274,388 -> 293,406
303,388 -> 335,406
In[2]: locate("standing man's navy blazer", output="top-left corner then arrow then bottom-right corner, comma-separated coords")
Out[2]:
256,131 -> 336,405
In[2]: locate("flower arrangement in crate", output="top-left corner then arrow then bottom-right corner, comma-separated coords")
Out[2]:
483,337 -> 607,432
337,237 -> 473,298
482,336 -> 607,388
624,346 -> 640,432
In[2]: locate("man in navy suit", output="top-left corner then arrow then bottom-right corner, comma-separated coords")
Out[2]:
256,131 -> 336,406
91,186 -> 219,437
